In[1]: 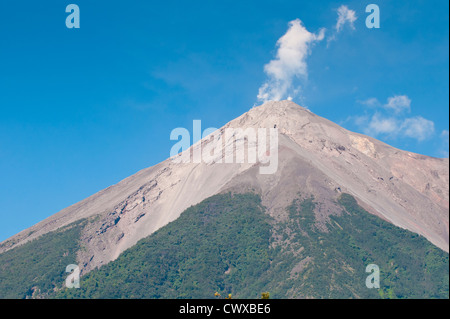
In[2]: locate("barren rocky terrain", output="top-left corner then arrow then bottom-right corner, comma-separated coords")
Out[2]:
1,100 -> 448,274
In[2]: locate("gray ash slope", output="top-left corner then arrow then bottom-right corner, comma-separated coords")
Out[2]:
1,100 -> 448,276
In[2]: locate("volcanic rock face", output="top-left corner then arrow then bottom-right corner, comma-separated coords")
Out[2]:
1,100 -> 448,273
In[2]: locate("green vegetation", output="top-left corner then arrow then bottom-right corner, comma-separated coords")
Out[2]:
0,220 -> 86,298
1,192 -> 447,299
336,194 -> 448,298
263,193 -> 449,298
57,192 -> 448,299
261,292 -> 270,299
58,193 -> 272,298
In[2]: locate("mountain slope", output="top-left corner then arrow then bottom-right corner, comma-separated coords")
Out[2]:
1,100 -> 448,277
0,219 -> 86,298
54,192 -> 448,299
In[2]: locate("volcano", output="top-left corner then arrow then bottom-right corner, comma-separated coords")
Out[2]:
1,100 -> 448,299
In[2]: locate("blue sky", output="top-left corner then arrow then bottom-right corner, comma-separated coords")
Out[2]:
0,0 -> 448,241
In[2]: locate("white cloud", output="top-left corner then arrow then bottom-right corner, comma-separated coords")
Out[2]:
400,116 -> 435,141
365,113 -> 399,136
353,115 -> 370,126
363,114 -> 435,141
384,95 -> 411,114
257,19 -> 325,102
355,95 -> 435,142
327,5 -> 357,44
358,97 -> 380,107
359,95 -> 411,113
441,129 -> 449,141
336,5 -> 357,32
